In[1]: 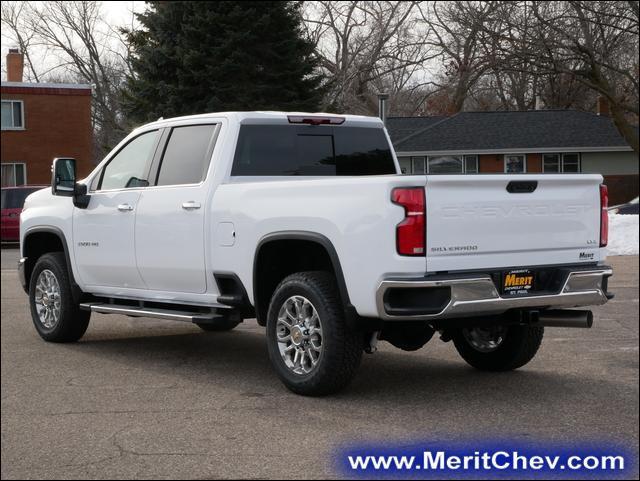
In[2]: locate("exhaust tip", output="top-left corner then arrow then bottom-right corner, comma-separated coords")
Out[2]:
531,309 -> 594,329
585,310 -> 594,328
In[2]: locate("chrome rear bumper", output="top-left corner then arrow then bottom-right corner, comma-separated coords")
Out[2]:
376,267 -> 613,321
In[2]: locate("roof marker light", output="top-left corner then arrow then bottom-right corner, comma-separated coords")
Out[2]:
287,115 -> 345,125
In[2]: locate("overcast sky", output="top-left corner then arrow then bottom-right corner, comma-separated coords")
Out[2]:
1,1 -> 146,80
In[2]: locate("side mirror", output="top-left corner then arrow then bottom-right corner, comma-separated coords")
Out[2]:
51,157 -> 90,208
51,157 -> 76,197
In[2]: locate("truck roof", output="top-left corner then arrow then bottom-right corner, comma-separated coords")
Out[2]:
139,111 -> 384,131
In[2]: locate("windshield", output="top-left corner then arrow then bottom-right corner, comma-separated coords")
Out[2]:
1,188 -> 42,209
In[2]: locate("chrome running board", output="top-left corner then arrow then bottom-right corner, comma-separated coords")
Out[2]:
80,302 -> 223,323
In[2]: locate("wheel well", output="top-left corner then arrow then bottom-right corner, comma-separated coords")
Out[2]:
23,231 -> 66,288
254,238 -> 343,326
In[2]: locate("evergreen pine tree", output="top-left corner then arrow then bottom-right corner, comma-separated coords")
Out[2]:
123,1 -> 325,123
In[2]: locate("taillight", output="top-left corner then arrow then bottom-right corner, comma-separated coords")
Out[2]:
600,184 -> 608,247
391,187 -> 425,256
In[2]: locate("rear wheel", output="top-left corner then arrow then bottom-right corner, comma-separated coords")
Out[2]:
29,252 -> 90,343
266,271 -> 362,396
452,324 -> 544,371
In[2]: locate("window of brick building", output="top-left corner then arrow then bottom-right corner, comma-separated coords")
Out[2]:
1,100 -> 24,130
1,163 -> 27,187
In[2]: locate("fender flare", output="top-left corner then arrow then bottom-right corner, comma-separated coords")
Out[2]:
253,231 -> 357,325
22,226 -> 82,301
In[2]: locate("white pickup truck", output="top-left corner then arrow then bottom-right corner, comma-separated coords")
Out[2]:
19,112 -> 613,395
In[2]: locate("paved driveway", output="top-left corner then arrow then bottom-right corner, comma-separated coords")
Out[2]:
1,250 -> 638,479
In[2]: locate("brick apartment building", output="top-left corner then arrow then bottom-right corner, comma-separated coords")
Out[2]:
1,49 -> 93,187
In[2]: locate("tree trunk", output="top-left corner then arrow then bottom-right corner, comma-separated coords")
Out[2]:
609,101 -> 640,155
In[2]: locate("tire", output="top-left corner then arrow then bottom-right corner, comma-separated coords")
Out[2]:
28,252 -> 90,343
452,324 -> 544,371
196,318 -> 241,332
266,271 -> 362,396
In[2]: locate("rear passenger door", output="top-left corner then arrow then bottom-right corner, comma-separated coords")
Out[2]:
134,123 -> 219,293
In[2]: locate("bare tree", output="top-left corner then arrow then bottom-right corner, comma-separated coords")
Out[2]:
304,1 -> 431,115
1,1 -> 41,81
502,1 -> 639,152
550,1 -> 637,152
470,1 -> 591,111
417,1 -> 503,113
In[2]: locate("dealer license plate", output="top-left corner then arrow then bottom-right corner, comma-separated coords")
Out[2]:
502,269 -> 535,296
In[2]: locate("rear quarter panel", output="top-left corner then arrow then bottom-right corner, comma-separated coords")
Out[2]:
210,176 -> 428,317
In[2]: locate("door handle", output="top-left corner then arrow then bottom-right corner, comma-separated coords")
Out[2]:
117,204 -> 134,212
181,201 -> 201,210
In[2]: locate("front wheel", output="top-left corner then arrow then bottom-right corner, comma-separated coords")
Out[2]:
29,252 -> 90,343
266,271 -> 362,396
452,324 -> 544,371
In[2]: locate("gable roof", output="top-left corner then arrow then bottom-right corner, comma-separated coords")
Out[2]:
385,115 -> 448,143
387,110 -> 633,153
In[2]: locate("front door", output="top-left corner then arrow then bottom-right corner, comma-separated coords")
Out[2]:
73,190 -> 144,288
73,129 -> 160,288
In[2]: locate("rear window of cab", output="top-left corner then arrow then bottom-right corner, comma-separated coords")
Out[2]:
231,125 -> 396,176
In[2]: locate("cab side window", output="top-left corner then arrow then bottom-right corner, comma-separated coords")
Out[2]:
99,130 -> 159,190
156,125 -> 217,186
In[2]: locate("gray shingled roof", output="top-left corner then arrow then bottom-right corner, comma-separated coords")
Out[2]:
385,116 -> 448,143
386,110 -> 632,152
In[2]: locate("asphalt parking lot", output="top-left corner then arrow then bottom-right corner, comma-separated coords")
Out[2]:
1,246 -> 638,479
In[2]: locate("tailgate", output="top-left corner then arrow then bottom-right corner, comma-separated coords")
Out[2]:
425,174 -> 604,272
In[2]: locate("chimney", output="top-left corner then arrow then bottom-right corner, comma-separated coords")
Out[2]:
6,48 -> 24,82
597,95 -> 610,116
378,93 -> 389,125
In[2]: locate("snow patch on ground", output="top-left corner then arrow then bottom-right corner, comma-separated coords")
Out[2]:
607,213 -> 639,256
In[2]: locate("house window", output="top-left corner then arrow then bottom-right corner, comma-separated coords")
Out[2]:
543,154 -> 560,172
427,155 -> 462,174
400,154 -> 480,174
505,154 -> 526,173
543,153 -> 581,173
398,157 -> 411,174
412,157 -> 426,174
1,163 -> 27,187
464,155 -> 478,173
562,153 -> 580,172
1,100 -> 24,130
